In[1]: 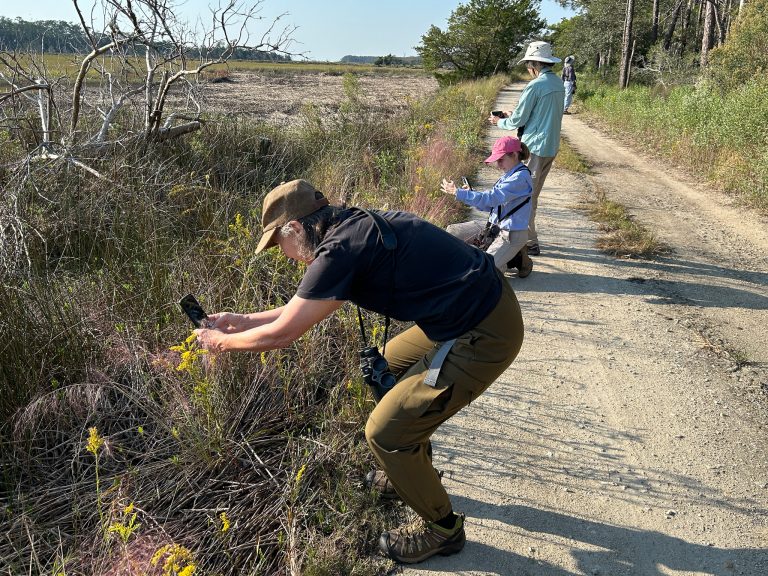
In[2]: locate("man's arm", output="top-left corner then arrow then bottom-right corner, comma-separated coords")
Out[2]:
195,296 -> 344,353
498,84 -> 537,131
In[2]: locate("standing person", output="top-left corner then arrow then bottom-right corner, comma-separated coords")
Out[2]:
440,135 -> 534,277
562,55 -> 577,114
194,179 -> 524,564
489,40 -> 564,256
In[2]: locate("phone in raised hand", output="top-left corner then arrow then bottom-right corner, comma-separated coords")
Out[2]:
178,293 -> 209,328
461,176 -> 472,190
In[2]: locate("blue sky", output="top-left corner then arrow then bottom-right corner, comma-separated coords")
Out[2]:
1,1 -> 575,62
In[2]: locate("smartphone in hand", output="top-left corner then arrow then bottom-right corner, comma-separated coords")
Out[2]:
491,110 -> 506,118
461,176 -> 472,190
179,293 -> 209,328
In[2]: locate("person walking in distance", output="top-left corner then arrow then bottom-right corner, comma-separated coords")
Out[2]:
562,55 -> 577,114
489,41 -> 564,256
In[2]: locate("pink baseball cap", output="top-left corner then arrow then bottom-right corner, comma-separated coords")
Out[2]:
484,136 -> 522,163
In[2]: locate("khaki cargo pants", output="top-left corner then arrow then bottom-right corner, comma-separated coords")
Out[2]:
365,274 -> 524,522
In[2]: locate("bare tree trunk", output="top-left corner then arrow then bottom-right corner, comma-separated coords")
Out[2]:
701,0 -> 715,66
619,0 -> 635,88
627,38 -> 637,83
663,0 -> 685,51
680,0 -> 695,54
714,0 -> 727,46
695,0 -> 705,47
652,0 -> 660,43
723,0 -> 734,41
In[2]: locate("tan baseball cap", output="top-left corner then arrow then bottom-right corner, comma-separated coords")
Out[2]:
256,179 -> 330,253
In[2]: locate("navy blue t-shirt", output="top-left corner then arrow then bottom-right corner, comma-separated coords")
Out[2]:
296,208 -> 501,341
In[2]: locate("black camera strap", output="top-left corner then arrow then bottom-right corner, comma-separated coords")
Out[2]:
495,195 -> 531,223
356,209 -> 397,352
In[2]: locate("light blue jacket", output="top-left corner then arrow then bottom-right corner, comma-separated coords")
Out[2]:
498,68 -> 565,158
455,163 -> 533,231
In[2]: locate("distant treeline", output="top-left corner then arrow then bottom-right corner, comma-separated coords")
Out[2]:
340,54 -> 422,66
0,16 -> 291,61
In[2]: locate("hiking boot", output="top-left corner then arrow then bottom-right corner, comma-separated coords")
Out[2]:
527,242 -> 540,256
366,468 -> 443,500
365,470 -> 399,500
518,258 -> 533,278
506,251 -> 523,270
379,513 -> 466,564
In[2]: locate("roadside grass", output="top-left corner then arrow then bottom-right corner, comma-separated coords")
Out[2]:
588,184 -> 669,258
694,321 -> 753,369
0,68 -> 507,575
554,136 -> 590,173
576,75 -> 768,213
558,137 -> 668,259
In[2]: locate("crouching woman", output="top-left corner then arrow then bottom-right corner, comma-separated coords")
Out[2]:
441,136 -> 534,277
194,179 -> 524,564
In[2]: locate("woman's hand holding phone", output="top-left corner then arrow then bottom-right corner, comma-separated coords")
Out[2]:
206,312 -> 248,333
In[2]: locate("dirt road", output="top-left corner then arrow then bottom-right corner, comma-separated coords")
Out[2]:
401,83 -> 768,575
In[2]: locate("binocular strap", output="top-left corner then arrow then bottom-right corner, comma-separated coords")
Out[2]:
423,339 -> 457,387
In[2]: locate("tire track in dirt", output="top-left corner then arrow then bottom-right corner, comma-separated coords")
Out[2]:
399,83 -> 768,576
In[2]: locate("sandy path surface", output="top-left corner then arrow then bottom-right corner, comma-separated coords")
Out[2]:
400,83 -> 768,575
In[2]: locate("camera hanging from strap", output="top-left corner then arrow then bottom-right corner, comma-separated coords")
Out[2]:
355,209 -> 398,402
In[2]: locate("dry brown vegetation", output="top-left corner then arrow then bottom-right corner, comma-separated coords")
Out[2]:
198,71 -> 438,123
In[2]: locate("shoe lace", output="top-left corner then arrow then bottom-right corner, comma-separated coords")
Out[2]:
398,517 -> 427,537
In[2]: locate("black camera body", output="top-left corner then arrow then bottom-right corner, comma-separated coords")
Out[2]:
359,346 -> 397,402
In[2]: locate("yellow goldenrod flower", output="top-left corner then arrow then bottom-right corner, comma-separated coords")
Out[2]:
86,427 -> 104,455
295,463 -> 307,487
151,544 -> 196,576
219,511 -> 230,533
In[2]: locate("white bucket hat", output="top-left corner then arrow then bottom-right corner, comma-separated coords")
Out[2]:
517,41 -> 561,65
